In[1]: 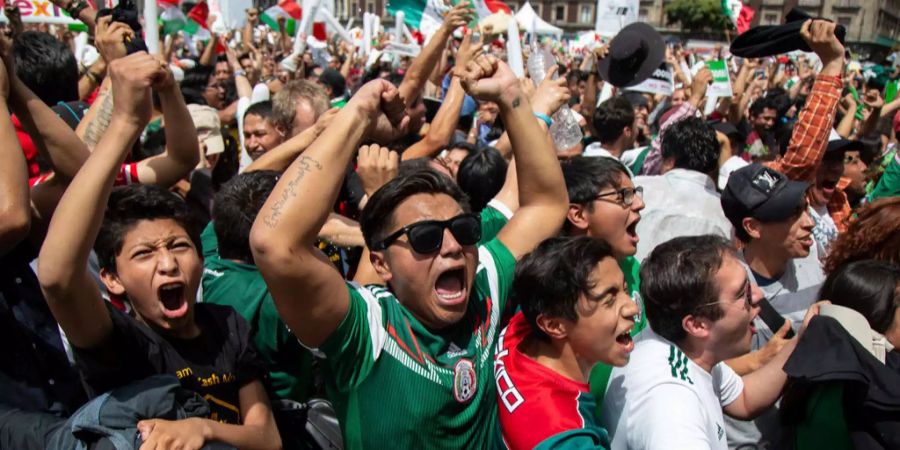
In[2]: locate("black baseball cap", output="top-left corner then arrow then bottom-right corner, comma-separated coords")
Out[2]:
825,138 -> 864,156
712,122 -> 745,142
721,163 -> 810,224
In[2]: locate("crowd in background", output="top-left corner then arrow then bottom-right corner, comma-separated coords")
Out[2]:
1,1 -> 899,449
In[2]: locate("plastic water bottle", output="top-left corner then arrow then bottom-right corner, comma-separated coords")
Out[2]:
527,47 -> 583,152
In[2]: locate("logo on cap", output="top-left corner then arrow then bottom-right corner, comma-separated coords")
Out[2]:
751,170 -> 780,194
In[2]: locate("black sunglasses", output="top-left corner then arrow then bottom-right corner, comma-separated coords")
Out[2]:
372,214 -> 482,254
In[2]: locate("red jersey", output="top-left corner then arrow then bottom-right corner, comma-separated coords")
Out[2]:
494,313 -> 610,450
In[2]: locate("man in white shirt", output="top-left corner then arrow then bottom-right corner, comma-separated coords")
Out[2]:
634,117 -> 733,261
601,235 -> 823,450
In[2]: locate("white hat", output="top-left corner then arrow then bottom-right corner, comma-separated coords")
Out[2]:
187,104 -> 225,156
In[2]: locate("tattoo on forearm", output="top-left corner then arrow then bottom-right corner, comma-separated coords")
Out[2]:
83,90 -> 114,149
512,97 -> 521,109
263,155 -> 323,228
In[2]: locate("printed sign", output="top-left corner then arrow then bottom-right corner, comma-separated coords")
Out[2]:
705,60 -> 733,97
0,0 -> 84,24
628,63 -> 674,96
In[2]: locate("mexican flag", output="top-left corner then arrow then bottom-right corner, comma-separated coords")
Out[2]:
388,0 -> 509,36
261,0 -> 329,40
159,0 -> 187,35
159,0 -> 211,40
722,0 -> 754,35
261,0 -> 302,35
387,0 -> 449,37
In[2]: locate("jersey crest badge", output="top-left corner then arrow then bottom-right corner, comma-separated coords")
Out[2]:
453,358 -> 477,403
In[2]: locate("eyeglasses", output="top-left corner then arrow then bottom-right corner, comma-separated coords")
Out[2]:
594,186 -> 643,206
843,154 -> 862,165
696,279 -> 753,312
372,214 -> 482,254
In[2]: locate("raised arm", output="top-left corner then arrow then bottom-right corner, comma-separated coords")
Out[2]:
7,68 -> 89,182
402,32 -> 482,160
133,63 -> 200,188
38,52 -> 164,350
767,20 -> 844,182
76,16 -> 130,150
726,302 -> 826,419
459,56 -> 568,259
250,80 -> 408,347
225,40 -> 253,99
0,58 -> 30,255
398,2 -> 472,106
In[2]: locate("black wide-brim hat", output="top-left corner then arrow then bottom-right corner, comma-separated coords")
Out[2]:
730,8 -> 846,58
597,22 -> 665,88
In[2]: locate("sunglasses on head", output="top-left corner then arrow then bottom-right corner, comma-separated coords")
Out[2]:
372,214 -> 482,254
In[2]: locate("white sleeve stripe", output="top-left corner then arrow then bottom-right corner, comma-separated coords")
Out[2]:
486,199 -> 514,220
347,281 -> 387,361
477,247 -> 501,305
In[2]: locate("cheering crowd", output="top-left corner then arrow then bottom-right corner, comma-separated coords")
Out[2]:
1,0 -> 899,449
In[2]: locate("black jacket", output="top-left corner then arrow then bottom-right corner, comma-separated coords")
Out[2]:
781,315 -> 900,450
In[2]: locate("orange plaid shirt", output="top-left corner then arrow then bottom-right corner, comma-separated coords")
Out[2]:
765,74 -> 851,232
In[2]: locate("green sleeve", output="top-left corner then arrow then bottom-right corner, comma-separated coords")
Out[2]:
793,383 -> 852,450
534,428 -> 610,450
318,283 -> 387,391
477,238 -> 517,314
868,152 -> 900,202
200,222 -> 219,259
479,203 -> 511,246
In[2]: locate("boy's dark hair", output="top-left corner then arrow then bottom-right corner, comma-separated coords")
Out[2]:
243,100 -> 275,121
592,97 -> 635,144
640,235 -> 736,343
513,236 -> 616,340
360,170 -> 470,249
821,260 -> 900,334
13,31 -> 79,105
457,147 -> 507,213
95,185 -> 203,272
181,65 -> 214,91
561,156 -> 629,234
213,171 -> 279,263
661,117 -> 719,174
749,96 -> 778,118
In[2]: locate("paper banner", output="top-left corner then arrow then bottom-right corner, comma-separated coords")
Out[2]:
705,60 -> 733,97
0,0 -> 83,25
627,64 -> 674,96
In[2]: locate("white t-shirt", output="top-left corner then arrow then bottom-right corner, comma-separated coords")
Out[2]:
809,204 -> 837,261
602,328 -> 744,450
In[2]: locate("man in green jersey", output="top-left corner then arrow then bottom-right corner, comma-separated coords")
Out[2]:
250,56 -> 568,448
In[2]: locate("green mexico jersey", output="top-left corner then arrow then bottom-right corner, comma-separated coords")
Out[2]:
319,239 -> 517,449
479,201 -> 512,246
589,256 -> 646,414
200,224 -> 315,401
